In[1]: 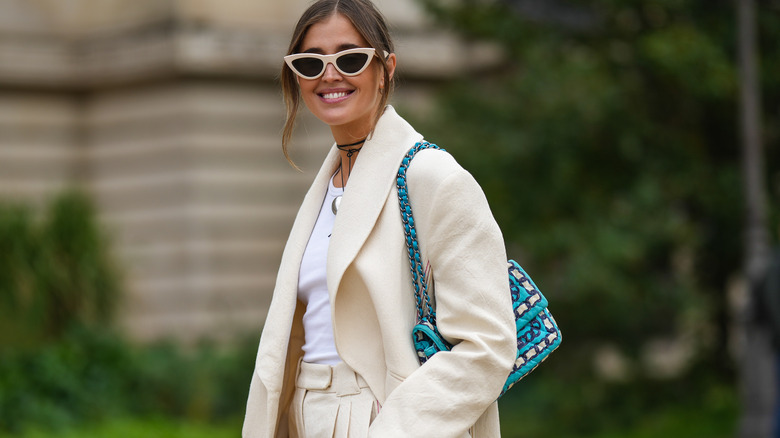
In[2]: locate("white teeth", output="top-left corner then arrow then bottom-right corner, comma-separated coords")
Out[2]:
322,91 -> 349,99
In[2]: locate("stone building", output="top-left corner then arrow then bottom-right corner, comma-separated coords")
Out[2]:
0,0 -> 497,342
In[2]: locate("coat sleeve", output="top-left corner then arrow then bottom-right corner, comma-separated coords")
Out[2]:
368,151 -> 516,437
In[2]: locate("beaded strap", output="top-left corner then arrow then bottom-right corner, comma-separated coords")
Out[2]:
396,141 -> 444,323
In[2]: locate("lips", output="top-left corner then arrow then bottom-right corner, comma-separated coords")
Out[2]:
318,89 -> 354,103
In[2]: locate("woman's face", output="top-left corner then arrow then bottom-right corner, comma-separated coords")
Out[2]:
297,13 -> 395,139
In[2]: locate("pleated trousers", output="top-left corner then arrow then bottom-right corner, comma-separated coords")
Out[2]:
289,360 -> 379,438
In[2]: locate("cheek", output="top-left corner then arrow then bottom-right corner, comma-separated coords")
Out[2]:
357,71 -> 382,96
298,81 -> 321,107
298,79 -> 315,95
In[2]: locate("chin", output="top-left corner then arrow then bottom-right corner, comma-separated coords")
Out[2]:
313,105 -> 359,127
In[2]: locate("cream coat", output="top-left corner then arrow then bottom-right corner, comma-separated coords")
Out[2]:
242,106 -> 516,437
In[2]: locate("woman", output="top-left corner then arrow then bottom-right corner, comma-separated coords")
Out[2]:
243,1 -> 516,436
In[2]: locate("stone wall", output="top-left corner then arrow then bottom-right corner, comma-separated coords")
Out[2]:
0,0 -> 496,341
84,82 -> 330,341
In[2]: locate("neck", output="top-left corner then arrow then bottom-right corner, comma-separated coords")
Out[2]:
331,129 -> 371,147
332,137 -> 367,190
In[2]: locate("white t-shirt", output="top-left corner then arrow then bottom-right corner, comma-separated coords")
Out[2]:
297,175 -> 343,364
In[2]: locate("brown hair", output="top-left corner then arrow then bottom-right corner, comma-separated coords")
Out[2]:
281,0 -> 395,167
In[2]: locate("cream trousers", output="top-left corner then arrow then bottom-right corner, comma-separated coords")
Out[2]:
289,361 -> 379,438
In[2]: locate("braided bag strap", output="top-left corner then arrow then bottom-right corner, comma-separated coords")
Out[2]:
396,141 -> 443,323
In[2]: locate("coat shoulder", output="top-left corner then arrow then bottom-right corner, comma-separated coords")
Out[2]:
406,147 -> 484,199
406,147 -> 467,186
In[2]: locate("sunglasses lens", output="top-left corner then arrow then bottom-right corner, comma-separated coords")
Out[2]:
336,52 -> 370,74
291,57 -> 324,78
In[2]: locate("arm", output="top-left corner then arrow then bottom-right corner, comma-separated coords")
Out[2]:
368,151 -> 516,437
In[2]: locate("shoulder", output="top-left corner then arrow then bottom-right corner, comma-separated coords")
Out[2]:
406,146 -> 478,194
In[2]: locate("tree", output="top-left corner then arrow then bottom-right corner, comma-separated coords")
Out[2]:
409,0 -> 780,432
736,0 -> 773,435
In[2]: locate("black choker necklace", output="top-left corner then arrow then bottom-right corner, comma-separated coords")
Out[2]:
336,138 -> 367,149
332,138 -> 367,214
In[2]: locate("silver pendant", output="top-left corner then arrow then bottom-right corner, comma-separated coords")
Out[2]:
331,195 -> 342,215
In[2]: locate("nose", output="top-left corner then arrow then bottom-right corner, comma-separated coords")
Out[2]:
321,61 -> 342,81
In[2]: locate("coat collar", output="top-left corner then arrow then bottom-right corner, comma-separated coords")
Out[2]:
326,106 -> 423,301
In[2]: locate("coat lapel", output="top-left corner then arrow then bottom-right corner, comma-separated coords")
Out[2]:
256,105 -> 421,391
327,106 -> 423,311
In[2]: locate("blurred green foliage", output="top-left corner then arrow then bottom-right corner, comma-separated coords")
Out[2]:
0,192 -> 255,435
0,326 -> 255,434
497,360 -> 737,436
0,417 -> 240,438
408,0 -> 779,434
0,190 -> 120,345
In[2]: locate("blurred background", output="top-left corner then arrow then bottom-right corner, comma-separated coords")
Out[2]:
0,0 -> 778,437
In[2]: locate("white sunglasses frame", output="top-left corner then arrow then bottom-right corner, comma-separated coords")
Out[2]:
284,47 -> 389,80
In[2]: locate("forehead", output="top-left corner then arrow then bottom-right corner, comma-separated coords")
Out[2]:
300,13 -> 370,53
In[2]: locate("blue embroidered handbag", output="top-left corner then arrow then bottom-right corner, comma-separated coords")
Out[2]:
396,141 -> 562,397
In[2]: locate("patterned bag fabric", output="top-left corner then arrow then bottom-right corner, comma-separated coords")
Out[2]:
396,141 -> 562,397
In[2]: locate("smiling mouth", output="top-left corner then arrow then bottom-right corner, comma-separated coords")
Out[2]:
319,90 -> 353,100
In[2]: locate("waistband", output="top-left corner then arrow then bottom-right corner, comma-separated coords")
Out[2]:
296,361 -> 370,397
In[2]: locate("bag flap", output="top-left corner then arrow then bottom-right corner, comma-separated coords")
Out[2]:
508,260 -> 549,331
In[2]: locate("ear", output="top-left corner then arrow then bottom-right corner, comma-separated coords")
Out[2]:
381,52 -> 397,88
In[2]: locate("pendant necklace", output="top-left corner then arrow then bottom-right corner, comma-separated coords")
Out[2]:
332,138 -> 366,215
